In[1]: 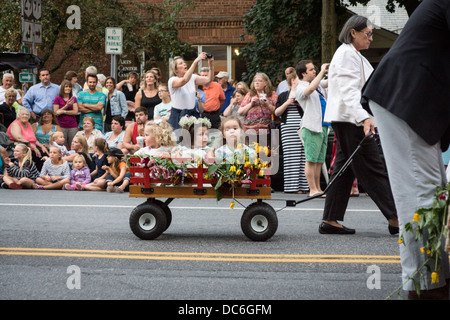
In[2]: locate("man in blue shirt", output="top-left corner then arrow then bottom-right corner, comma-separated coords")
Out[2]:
23,69 -> 60,121
216,71 -> 235,114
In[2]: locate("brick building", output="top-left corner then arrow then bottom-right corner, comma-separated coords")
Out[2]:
46,0 -> 256,85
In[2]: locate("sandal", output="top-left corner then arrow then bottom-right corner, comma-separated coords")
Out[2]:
33,183 -> 44,190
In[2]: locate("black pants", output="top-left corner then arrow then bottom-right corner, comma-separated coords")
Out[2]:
322,122 -> 397,222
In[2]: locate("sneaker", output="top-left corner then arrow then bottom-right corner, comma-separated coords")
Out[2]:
33,183 -> 44,190
75,183 -> 83,191
1,182 -> 9,189
115,187 -> 124,193
106,185 -> 116,193
64,184 -> 75,191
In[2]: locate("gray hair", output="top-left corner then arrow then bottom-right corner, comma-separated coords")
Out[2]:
200,67 -> 210,73
338,15 -> 373,44
85,66 -> 97,75
2,73 -> 14,80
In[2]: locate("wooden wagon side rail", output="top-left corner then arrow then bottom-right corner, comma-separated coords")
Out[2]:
127,156 -> 272,199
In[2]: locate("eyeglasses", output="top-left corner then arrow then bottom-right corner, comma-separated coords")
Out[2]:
358,31 -> 373,38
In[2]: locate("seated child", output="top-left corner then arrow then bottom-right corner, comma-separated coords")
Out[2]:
134,119 -> 176,157
91,137 -> 109,179
34,146 -> 71,190
84,147 -> 131,193
63,154 -> 91,190
2,143 -> 40,189
174,115 -> 214,163
214,116 -> 257,164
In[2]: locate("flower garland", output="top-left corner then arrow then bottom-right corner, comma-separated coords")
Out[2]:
179,115 -> 211,129
386,183 -> 449,299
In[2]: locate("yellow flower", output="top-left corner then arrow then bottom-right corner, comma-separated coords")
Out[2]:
431,272 -> 439,284
413,213 -> 420,222
263,146 -> 269,156
259,169 -> 264,176
398,238 -> 403,244
427,249 -> 431,255
230,201 -> 235,209
420,247 -> 425,253
244,161 -> 251,168
236,169 -> 241,175
230,166 -> 236,172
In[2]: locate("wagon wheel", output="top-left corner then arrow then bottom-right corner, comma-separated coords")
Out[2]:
137,199 -> 172,231
240,202 -> 278,241
129,202 -> 167,240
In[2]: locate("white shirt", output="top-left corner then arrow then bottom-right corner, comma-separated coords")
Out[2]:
295,80 -> 328,133
168,74 -> 198,110
0,87 -> 21,105
324,43 -> 374,125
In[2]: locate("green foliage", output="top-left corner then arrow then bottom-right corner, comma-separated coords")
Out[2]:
0,0 -> 193,73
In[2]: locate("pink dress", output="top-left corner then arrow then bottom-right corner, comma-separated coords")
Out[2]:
7,120 -> 37,146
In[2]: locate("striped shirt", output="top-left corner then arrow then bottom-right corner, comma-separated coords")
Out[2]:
77,90 -> 106,131
6,160 -> 40,180
39,159 -> 71,179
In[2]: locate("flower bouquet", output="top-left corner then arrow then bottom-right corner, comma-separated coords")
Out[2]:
206,143 -> 270,205
387,183 -> 449,299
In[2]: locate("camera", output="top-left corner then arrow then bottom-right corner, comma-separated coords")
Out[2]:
206,53 -> 213,59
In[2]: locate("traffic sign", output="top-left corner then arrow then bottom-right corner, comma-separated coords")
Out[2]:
105,27 -> 123,55
19,73 -> 34,83
22,0 -> 41,21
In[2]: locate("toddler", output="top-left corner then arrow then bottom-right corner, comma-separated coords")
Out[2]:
51,131 -> 69,156
214,116 -> 257,164
64,154 -> 91,190
174,115 -> 214,162
134,119 -> 177,157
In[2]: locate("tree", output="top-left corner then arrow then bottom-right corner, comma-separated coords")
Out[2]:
241,0 -> 421,85
0,0 -> 194,74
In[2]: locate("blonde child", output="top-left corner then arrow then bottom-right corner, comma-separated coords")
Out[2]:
134,119 -> 176,157
2,143 -> 40,189
91,137 -> 109,179
214,116 -> 257,164
51,131 -> 69,156
84,147 -> 130,193
63,154 -> 91,190
34,146 -> 71,190
174,115 -> 214,161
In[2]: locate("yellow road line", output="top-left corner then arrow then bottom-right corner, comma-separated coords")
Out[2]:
0,247 -> 401,264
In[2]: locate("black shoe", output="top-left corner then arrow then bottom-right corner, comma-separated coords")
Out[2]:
388,224 -> 399,235
1,182 -> 9,189
319,222 -> 355,234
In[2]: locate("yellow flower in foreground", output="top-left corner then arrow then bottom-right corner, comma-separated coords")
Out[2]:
413,213 -> 420,222
398,238 -> 403,244
263,146 -> 269,156
431,272 -> 439,284
236,169 -> 242,175
230,201 -> 235,209
230,166 -> 236,172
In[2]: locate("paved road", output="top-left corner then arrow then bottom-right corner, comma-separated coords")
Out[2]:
0,189 -> 406,303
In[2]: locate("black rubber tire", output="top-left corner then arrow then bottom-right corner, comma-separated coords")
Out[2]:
240,202 -> 278,241
129,203 -> 167,240
151,200 -> 172,231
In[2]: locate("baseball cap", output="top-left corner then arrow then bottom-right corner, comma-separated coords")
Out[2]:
216,71 -> 229,78
106,147 -> 124,158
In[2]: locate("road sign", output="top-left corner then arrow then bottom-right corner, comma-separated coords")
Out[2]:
23,21 -> 33,43
22,0 -> 41,21
19,73 -> 34,83
105,27 -> 123,55
33,22 -> 42,44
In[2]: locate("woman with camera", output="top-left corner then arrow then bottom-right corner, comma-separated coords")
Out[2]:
167,52 -> 215,130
